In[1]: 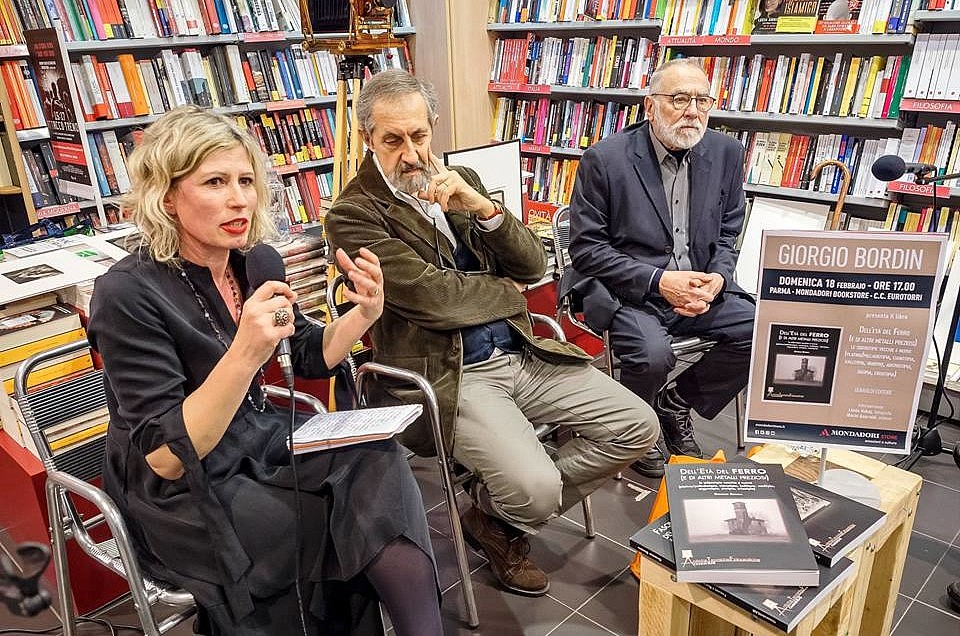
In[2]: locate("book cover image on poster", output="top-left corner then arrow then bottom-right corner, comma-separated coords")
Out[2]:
763,323 -> 841,404
664,463 -> 819,586
630,515 -> 855,633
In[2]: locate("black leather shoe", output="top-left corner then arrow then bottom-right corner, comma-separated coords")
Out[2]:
631,446 -> 665,478
654,392 -> 703,458
948,581 -> 960,612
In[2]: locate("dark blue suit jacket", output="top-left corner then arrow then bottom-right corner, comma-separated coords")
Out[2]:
565,121 -> 747,331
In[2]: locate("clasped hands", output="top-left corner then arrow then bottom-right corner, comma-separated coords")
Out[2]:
417,154 -> 499,219
659,270 -> 724,317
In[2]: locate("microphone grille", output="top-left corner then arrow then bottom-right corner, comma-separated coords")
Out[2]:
871,154 -> 906,182
245,243 -> 286,291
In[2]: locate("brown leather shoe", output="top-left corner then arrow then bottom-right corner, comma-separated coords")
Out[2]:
460,506 -> 550,596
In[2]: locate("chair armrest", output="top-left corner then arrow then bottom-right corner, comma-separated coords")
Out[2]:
530,312 -> 567,343
354,362 -> 444,455
262,385 -> 327,414
45,470 -> 149,583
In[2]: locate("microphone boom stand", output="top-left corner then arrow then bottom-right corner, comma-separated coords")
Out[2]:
905,170 -> 960,468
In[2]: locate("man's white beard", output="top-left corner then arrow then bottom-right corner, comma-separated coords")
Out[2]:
390,161 -> 431,195
651,116 -> 705,150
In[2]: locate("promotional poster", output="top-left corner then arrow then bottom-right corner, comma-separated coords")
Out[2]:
745,230 -> 947,453
24,28 -> 95,200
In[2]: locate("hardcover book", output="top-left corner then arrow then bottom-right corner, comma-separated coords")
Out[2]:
631,515 -> 854,633
664,463 -> 819,586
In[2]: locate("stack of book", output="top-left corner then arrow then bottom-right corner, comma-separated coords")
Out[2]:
0,295 -> 107,465
0,296 -> 91,398
631,460 -> 886,631
276,234 -> 326,318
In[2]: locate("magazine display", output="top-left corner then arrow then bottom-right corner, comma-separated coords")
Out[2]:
631,515 -> 855,633
664,463 -> 819,586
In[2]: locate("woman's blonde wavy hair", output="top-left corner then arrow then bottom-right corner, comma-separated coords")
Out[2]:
122,106 -> 276,263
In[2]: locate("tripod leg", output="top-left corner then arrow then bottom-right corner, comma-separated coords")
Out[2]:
349,76 -> 362,181
333,81 -> 349,198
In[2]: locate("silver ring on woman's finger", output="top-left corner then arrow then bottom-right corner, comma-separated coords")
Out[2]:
372,287 -> 380,296
274,308 -> 291,327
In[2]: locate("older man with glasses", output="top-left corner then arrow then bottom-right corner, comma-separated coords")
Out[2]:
326,70 -> 658,598
566,58 -> 756,478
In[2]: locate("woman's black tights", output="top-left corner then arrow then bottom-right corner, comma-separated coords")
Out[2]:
364,537 -> 443,636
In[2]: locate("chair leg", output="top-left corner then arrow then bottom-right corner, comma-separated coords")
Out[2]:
437,458 -> 480,628
45,491 -> 77,636
735,391 -> 746,451
580,495 -> 596,539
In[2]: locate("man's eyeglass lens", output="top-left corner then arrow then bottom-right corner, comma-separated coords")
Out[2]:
655,93 -> 715,112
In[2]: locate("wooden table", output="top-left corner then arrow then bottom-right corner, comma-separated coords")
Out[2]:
636,445 -> 923,636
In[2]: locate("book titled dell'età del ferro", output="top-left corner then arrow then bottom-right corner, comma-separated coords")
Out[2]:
664,463 -> 819,586
631,515 -> 854,633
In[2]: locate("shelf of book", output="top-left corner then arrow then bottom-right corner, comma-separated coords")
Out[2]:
708,110 -> 903,131
64,33 -> 246,52
661,33 -> 914,47
551,85 -> 648,99
489,84 -> 648,99
900,98 -> 960,113
887,180 -> 960,199
15,128 -> 50,142
520,143 -> 586,157
0,185 -> 21,195
913,10 -> 960,22
487,19 -> 662,34
0,44 -> 27,58
743,183 -> 888,212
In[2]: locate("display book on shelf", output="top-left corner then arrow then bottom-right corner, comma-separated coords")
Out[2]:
0,0 -> 414,232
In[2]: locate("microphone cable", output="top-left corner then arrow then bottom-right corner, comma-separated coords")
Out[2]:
284,377 -> 310,636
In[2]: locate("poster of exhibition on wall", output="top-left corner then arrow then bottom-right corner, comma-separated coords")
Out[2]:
745,230 -> 947,454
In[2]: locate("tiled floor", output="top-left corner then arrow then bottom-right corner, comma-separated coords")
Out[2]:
2,404 -> 958,635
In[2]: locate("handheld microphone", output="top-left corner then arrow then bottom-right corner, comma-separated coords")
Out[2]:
871,154 -> 937,182
245,243 -> 294,388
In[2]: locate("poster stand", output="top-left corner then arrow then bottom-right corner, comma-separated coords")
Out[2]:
817,446 -> 881,507
784,160 -> 883,505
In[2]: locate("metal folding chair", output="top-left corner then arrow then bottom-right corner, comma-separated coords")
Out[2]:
17,339 -> 333,636
551,205 -> 745,451
16,339 -> 195,636
326,271 -> 596,629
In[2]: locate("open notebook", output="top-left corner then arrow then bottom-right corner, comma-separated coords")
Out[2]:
288,404 -> 423,454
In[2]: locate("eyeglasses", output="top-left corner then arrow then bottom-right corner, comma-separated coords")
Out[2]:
650,93 -> 716,112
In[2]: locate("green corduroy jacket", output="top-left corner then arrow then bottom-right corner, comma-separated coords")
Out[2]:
325,153 -> 591,456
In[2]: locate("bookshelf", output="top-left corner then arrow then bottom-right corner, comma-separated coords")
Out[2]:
885,7 -> 960,224
0,0 -> 417,234
453,2 -> 953,222
0,65 -> 36,233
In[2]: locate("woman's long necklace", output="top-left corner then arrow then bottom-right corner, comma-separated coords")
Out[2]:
180,266 -> 266,413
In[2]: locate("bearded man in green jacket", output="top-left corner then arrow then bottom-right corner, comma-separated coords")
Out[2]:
326,70 -> 657,597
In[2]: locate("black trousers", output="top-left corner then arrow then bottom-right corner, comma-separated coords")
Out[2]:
609,293 -> 755,419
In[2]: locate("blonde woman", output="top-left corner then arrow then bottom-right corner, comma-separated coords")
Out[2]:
87,107 -> 441,636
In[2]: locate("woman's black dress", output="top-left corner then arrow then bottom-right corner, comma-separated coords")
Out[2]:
87,249 -> 435,635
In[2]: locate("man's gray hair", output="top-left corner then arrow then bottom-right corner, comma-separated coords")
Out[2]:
648,58 -> 706,94
356,69 -> 439,135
